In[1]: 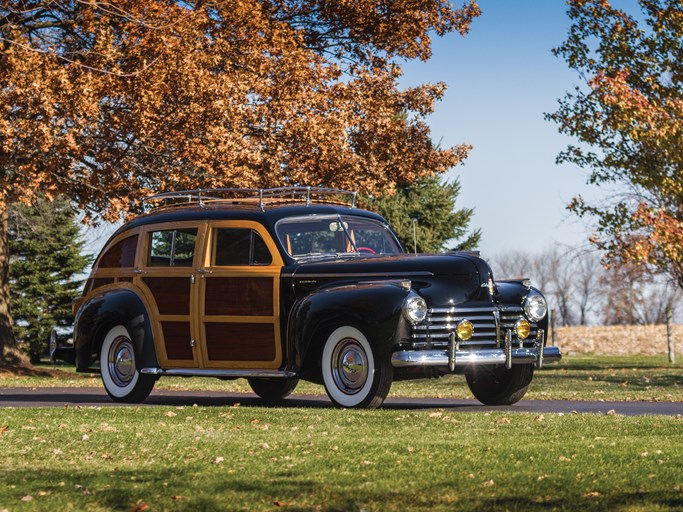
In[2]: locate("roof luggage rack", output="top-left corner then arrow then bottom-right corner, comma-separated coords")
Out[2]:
142,187 -> 357,211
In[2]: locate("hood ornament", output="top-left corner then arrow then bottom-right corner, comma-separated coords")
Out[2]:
481,277 -> 495,297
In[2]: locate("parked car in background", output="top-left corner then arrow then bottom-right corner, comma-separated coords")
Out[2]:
72,187 -> 560,408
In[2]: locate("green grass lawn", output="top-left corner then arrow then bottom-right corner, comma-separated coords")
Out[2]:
2,355 -> 681,402
0,407 -> 681,511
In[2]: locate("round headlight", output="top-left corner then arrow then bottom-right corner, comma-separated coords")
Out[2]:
456,319 -> 474,341
524,294 -> 547,322
515,319 -> 530,340
402,291 -> 427,324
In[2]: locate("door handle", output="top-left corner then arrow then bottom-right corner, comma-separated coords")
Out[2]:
133,269 -> 145,275
196,269 -> 213,275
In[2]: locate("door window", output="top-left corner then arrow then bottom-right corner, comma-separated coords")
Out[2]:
148,228 -> 198,267
214,228 -> 272,266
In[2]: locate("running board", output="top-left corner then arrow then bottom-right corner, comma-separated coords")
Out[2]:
140,368 -> 296,378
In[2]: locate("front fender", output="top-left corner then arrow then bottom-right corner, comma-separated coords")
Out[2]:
74,286 -> 158,372
286,280 -> 412,379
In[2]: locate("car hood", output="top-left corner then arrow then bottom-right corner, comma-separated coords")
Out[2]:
290,253 -> 493,304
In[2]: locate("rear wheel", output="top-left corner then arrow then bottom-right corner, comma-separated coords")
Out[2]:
466,364 -> 534,405
100,325 -> 155,403
247,378 -> 299,402
321,326 -> 392,409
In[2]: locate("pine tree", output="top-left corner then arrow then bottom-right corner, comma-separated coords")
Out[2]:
367,174 -> 481,254
8,198 -> 92,364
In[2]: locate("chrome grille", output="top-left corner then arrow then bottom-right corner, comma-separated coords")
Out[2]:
410,305 -> 538,348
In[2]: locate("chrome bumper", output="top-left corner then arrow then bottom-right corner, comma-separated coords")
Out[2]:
391,346 -> 561,369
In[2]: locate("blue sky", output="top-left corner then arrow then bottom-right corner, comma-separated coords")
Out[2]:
400,0 -> 610,258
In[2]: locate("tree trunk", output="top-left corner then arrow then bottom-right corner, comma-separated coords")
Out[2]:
0,201 -> 26,368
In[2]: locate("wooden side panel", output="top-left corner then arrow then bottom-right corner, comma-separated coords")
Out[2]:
204,323 -> 275,361
161,321 -> 193,360
98,235 -> 138,268
143,277 -> 190,315
204,277 -> 273,316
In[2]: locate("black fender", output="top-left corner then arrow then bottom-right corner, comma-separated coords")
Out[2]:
286,280 -> 412,380
74,287 -> 158,372
496,282 -> 549,340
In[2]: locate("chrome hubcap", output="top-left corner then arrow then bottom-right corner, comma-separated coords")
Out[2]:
108,336 -> 135,387
331,338 -> 368,395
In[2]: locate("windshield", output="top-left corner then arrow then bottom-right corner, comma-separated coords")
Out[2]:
276,215 -> 404,260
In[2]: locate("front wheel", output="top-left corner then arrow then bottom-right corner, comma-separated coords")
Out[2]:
247,378 -> 299,402
100,325 -> 155,403
321,326 -> 392,409
466,364 -> 534,405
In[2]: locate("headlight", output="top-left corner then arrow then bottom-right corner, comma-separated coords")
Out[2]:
402,291 -> 427,324
524,294 -> 547,322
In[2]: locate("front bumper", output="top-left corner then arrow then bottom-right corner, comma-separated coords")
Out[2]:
391,345 -> 561,370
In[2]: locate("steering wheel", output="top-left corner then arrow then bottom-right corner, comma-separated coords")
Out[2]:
357,246 -> 376,254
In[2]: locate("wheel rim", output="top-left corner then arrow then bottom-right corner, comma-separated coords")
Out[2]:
107,335 -> 136,388
330,337 -> 369,395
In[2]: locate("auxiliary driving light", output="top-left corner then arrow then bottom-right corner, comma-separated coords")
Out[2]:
456,319 -> 474,341
515,319 -> 531,340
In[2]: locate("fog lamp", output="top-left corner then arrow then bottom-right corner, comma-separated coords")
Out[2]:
515,319 -> 531,340
456,319 -> 474,341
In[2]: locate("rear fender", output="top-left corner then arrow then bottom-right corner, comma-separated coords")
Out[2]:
74,286 -> 158,372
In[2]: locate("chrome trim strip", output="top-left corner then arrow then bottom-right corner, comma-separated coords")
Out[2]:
429,307 -> 497,313
391,346 -> 562,368
281,271 -> 434,279
140,368 -> 296,378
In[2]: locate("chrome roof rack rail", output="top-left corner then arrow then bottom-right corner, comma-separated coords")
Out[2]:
142,186 -> 357,211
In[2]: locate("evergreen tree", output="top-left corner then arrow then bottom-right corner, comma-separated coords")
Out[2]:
367,175 -> 481,254
9,198 -> 92,364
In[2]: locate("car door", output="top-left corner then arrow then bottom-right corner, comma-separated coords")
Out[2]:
135,221 -> 207,368
197,221 -> 284,369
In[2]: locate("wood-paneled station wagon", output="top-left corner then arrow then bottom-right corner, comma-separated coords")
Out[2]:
73,187 -> 561,408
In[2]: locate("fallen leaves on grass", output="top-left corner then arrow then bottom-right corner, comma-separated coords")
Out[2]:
128,501 -> 149,512
0,425 -> 8,435
164,411 -> 177,417
273,500 -> 288,507
21,495 -> 33,502
482,480 -> 495,488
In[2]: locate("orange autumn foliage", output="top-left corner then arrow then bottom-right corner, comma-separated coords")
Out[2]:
549,0 -> 683,288
1,0 -> 479,220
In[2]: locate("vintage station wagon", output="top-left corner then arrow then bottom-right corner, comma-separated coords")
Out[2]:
73,187 -> 561,408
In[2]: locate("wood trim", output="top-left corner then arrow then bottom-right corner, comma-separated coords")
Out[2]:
197,220 -> 283,369
134,221 -> 208,368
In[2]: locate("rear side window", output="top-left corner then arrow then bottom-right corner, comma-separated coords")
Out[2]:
148,228 -> 198,267
98,235 -> 138,268
214,228 -> 272,266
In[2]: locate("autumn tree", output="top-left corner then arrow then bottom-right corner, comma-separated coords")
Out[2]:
0,1 -> 480,365
548,0 -> 683,290
9,197 -> 91,363
366,174 -> 481,253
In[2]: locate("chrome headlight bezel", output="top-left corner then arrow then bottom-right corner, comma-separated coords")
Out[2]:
402,291 -> 427,325
524,293 -> 548,322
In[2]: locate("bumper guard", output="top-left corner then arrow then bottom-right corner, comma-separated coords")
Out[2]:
392,331 -> 561,370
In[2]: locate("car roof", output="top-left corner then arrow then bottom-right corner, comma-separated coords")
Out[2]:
109,203 -> 388,242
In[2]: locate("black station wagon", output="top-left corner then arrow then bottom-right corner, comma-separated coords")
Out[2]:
73,187 -> 561,408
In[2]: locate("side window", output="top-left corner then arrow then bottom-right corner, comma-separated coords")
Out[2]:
148,228 -> 198,267
214,228 -> 273,266
98,235 -> 138,268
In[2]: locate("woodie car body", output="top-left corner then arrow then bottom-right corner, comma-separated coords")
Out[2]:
73,187 -> 560,408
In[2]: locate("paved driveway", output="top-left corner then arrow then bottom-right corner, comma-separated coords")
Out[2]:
1,386 -> 681,416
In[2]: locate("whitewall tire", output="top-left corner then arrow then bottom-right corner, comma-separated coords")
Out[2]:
321,326 -> 392,409
100,325 -> 155,403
